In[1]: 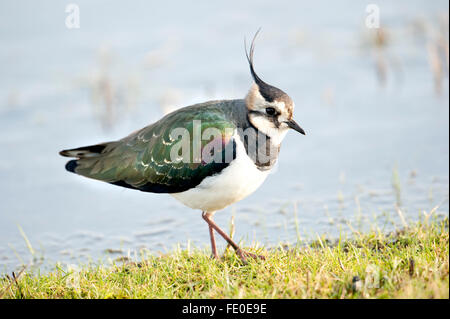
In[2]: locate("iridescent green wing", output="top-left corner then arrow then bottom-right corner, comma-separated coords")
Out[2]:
67,101 -> 236,193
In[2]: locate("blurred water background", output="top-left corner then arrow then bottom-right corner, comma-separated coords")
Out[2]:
0,0 -> 448,273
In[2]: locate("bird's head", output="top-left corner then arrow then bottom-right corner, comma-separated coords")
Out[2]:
244,30 -> 305,144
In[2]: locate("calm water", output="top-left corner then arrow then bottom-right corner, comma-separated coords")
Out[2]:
0,0 -> 448,273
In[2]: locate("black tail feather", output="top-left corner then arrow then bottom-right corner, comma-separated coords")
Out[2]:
65,160 -> 78,173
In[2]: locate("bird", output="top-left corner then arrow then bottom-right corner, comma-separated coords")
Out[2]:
59,31 -> 305,262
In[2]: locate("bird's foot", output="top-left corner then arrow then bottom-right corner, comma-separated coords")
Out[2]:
211,253 -> 220,260
236,248 -> 266,263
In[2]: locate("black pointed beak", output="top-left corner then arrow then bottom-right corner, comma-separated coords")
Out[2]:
286,119 -> 305,135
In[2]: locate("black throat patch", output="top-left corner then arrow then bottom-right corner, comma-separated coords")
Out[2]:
238,114 -> 280,171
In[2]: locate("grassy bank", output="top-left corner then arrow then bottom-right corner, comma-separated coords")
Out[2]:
0,219 -> 448,299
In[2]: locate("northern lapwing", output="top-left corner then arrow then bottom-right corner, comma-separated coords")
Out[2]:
60,31 -> 305,262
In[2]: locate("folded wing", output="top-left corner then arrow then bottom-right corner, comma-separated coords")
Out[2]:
60,102 -> 237,193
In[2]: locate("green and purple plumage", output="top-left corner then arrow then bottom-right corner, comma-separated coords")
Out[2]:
60,100 -> 242,193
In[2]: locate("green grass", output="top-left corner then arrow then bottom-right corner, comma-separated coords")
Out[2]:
0,219 -> 448,299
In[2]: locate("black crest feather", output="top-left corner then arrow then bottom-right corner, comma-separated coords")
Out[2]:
245,29 -> 287,103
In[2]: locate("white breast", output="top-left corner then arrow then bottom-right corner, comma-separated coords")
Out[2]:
171,133 -> 270,212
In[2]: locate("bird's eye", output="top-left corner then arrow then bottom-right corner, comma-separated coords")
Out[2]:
265,107 -> 276,116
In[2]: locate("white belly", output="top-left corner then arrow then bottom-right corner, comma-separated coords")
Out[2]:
171,134 -> 270,212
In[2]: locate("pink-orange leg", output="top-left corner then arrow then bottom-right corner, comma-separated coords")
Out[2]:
202,211 -> 265,263
208,222 -> 219,259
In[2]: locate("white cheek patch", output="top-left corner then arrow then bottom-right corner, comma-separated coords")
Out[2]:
248,113 -> 289,145
249,114 -> 276,131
